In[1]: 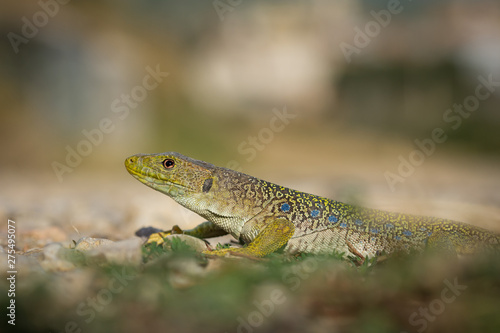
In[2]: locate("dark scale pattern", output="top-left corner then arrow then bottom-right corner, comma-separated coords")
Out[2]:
231,176 -> 500,257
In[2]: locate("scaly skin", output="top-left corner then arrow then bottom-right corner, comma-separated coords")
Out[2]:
125,152 -> 500,258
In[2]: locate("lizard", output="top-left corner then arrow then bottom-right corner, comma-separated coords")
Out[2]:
125,152 -> 500,259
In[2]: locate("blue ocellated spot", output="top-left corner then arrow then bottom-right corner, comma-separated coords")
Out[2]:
355,219 -> 363,226
395,235 -> 402,241
385,223 -> 394,229
420,227 -> 427,231
427,231 -> 432,237
403,230 -> 412,237
339,222 -> 347,228
311,209 -> 320,217
280,203 -> 290,212
370,228 -> 379,234
328,215 -> 338,223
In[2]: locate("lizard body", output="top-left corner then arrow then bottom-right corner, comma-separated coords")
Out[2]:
125,152 -> 500,258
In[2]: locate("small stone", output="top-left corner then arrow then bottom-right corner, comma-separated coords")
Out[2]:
74,237 -> 114,251
43,243 -> 64,260
86,237 -> 143,266
162,234 -> 210,253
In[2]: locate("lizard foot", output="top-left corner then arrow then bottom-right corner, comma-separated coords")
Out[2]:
146,225 -> 184,245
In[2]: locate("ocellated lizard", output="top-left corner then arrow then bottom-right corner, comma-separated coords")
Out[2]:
125,152 -> 500,258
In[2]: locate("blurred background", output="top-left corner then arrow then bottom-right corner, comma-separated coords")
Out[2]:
1,0 -> 500,243
1,1 -> 500,332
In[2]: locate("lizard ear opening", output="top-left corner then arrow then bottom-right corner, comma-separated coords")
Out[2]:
202,178 -> 213,193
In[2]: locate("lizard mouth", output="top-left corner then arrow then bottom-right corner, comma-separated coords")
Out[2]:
125,156 -> 187,191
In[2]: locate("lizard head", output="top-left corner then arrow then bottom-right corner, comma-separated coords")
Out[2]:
125,152 -> 216,199
125,152 -> 257,232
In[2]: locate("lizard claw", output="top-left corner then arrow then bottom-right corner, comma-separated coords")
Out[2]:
145,225 -> 184,245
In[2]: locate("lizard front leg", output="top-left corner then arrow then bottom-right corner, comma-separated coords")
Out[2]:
204,217 -> 295,258
146,221 -> 228,245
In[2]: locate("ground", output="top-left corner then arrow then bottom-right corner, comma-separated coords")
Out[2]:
1,139 -> 500,333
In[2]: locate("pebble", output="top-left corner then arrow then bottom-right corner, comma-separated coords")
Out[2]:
83,237 -> 143,266
74,237 -> 115,251
161,234 -> 210,253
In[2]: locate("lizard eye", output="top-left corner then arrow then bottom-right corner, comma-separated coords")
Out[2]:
162,159 -> 175,169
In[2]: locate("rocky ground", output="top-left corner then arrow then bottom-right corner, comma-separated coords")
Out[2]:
1,146 -> 499,333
